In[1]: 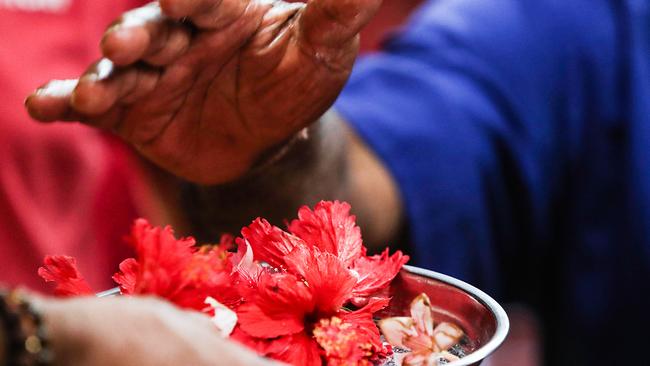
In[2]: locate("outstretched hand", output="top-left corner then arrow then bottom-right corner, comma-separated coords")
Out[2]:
26,0 -> 380,184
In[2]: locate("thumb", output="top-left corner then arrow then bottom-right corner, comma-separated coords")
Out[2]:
299,0 -> 383,48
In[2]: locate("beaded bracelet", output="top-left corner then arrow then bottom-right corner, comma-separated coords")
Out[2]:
0,289 -> 53,366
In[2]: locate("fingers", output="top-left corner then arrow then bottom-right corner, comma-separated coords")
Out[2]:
27,59 -> 160,125
25,80 -> 83,122
102,2 -> 191,66
72,59 -> 161,116
69,59 -> 122,115
159,0 -> 250,29
158,0 -> 206,19
143,24 -> 192,66
299,0 -> 382,48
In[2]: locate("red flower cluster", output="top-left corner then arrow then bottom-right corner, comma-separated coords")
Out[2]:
39,219 -> 239,310
39,201 -> 409,366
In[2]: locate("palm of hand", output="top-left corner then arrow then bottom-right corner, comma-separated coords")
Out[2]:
27,0 -> 379,183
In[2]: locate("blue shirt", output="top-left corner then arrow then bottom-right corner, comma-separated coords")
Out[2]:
336,0 -> 650,364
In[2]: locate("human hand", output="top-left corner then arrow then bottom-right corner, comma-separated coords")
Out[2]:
38,296 -> 280,366
25,0 -> 381,184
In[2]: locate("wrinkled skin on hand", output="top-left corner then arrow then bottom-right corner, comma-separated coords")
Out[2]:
26,0 -> 381,184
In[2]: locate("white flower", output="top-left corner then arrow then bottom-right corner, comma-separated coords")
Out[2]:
204,297 -> 237,338
378,293 -> 464,366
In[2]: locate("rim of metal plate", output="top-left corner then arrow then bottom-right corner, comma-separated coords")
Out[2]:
402,265 -> 510,365
96,287 -> 121,298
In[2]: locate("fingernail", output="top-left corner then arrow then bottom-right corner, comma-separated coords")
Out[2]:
79,73 -> 99,83
104,24 -> 132,40
106,23 -> 121,34
95,58 -> 114,80
34,80 -> 78,97
80,59 -> 114,83
101,25 -> 120,48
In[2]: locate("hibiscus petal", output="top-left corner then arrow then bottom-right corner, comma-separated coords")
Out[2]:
230,238 -> 253,271
350,249 -> 409,302
237,302 -> 304,338
118,219 -> 243,310
237,272 -> 314,338
378,317 -> 418,349
314,316 -> 377,363
359,296 -> 392,313
38,255 -> 93,296
169,275 -> 238,310
432,322 -> 464,351
341,297 -> 390,328
284,245 -> 357,314
127,219 -> 196,296
230,327 -> 275,355
288,201 -> 364,265
112,258 -> 139,295
403,333 -> 436,354
255,272 -> 315,317
183,245 -> 233,286
339,297 -> 391,354
379,294 -> 438,353
266,332 -> 322,366
231,239 -> 262,284
218,233 -> 235,251
410,294 -> 434,337
240,218 -> 305,268
402,352 -> 430,366
179,245 -> 241,308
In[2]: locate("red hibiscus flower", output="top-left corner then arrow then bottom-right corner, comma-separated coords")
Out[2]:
234,253 -> 388,366
113,218 -> 195,295
38,255 -> 93,296
112,219 -> 238,310
348,248 -> 409,307
288,201 -> 364,266
314,297 -> 392,366
233,200 -> 409,366
40,219 -> 239,310
242,201 -> 409,306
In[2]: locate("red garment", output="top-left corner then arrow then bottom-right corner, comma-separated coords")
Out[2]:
359,0 -> 424,52
0,0 -> 143,291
